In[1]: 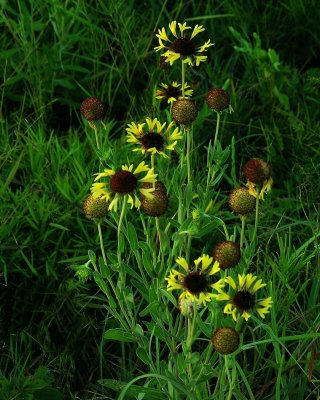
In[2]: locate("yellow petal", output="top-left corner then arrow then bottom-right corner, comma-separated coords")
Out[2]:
208,260 -> 220,275
169,21 -> 178,38
178,22 -> 191,37
190,24 -> 205,39
176,257 -> 189,272
94,169 -> 116,181
156,27 -> 170,42
139,187 -> 155,199
133,161 -> 149,175
224,276 -> 237,290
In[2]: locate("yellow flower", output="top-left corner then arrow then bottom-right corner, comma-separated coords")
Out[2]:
165,255 -> 223,306
215,274 -> 272,322
126,117 -> 183,158
156,81 -> 193,104
154,21 -> 214,66
91,162 -> 157,212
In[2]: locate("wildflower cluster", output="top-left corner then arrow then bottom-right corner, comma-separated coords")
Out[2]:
77,18 -> 275,388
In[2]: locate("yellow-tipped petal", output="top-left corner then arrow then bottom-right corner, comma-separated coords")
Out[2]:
195,55 -> 207,66
176,257 -> 189,272
238,274 -> 246,289
94,169 -> 116,181
208,260 -> 220,275
242,311 -> 251,321
133,161 -> 149,175
139,168 -> 157,183
190,24 -> 205,39
199,254 -> 213,271
215,291 -> 231,301
139,187 -> 155,199
169,21 -> 178,38
224,276 -> 237,290
251,278 -> 266,294
178,22 -> 191,37
156,27 -> 170,42
197,39 -> 214,52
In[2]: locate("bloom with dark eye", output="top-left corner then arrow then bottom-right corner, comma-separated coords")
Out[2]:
215,274 -> 272,322
166,255 -> 223,306
154,21 -> 214,66
126,117 -> 182,158
91,162 -> 157,212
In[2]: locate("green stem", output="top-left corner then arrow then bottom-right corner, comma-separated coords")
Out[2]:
186,306 -> 197,379
186,127 -> 191,183
117,196 -> 127,267
225,356 -> 233,400
92,123 -> 100,150
213,112 -> 221,150
181,60 -> 186,97
151,153 -> 156,189
252,189 -> 260,243
240,215 -> 246,249
97,222 -> 107,268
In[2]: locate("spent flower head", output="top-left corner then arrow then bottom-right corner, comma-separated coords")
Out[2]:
212,327 -> 240,355
91,162 -> 157,212
165,255 -> 223,306
80,97 -> 107,121
156,81 -> 193,104
140,181 -> 168,217
215,273 -> 272,322
83,194 -> 109,219
243,159 -> 273,199
171,99 -> 198,125
228,187 -> 256,216
126,117 -> 183,158
212,241 -> 241,269
154,21 -> 214,66
206,88 -> 231,112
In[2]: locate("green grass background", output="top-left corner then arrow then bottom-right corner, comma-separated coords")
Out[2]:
1,0 -> 320,398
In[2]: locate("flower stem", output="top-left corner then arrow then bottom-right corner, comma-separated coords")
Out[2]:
213,111 -> 221,150
181,60 -> 185,97
186,306 -> 197,379
252,189 -> 260,243
97,222 -> 107,268
240,215 -> 246,249
92,123 -> 100,150
151,153 -> 156,189
186,126 -> 191,183
117,196 -> 127,267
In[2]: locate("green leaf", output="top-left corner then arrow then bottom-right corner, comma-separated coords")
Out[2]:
88,250 -> 96,264
136,348 -> 150,365
103,329 -> 137,343
126,222 -> 139,251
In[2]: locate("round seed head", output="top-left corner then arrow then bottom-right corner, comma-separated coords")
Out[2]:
206,88 -> 230,112
212,327 -> 240,355
80,97 -> 107,121
172,99 -> 198,125
243,159 -> 271,184
110,171 -> 138,194
212,241 -> 241,269
83,194 -> 109,219
140,181 -> 168,217
228,187 -> 256,215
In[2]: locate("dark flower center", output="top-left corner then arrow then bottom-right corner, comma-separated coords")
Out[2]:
232,290 -> 255,311
183,272 -> 208,295
171,38 -> 196,56
110,171 -> 138,194
165,86 -> 181,99
140,132 -> 165,151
